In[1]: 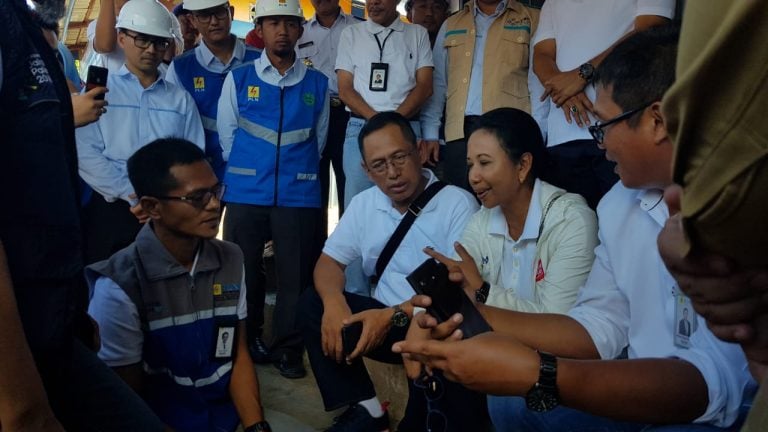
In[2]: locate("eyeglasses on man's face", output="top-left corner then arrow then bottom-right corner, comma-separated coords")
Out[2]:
156,183 -> 226,210
193,6 -> 230,23
366,149 -> 416,175
588,102 -> 653,144
123,31 -> 171,51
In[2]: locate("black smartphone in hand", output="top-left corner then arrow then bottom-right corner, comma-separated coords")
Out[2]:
86,65 -> 108,100
406,258 -> 492,339
341,321 -> 363,357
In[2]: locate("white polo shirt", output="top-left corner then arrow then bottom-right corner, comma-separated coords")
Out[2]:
568,183 -> 754,427
323,169 -> 478,306
531,0 -> 675,147
297,11 -> 356,96
335,15 -> 433,113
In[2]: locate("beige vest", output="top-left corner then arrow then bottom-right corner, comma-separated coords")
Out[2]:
443,0 -> 539,141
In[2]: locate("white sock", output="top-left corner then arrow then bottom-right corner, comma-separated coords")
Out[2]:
357,396 -> 384,418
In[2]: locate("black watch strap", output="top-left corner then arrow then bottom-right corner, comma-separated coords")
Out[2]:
475,281 -> 490,304
537,351 -> 558,390
244,421 -> 271,432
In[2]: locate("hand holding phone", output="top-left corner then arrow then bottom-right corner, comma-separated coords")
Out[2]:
341,321 -> 363,358
86,65 -> 108,100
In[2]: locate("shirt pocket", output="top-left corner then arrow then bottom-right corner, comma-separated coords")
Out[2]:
297,42 -> 319,62
443,31 -> 469,98
499,28 -> 531,98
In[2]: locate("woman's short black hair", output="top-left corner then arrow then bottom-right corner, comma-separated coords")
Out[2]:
467,107 -> 548,182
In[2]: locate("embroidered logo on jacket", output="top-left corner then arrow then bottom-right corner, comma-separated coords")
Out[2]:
194,77 -> 205,91
248,86 -> 260,101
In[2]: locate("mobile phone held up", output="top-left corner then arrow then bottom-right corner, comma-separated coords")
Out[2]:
86,65 -> 108,100
406,258 -> 492,339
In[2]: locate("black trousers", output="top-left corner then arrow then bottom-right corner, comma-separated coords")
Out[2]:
318,104 -> 349,249
82,193 -> 142,265
545,139 -> 620,210
223,204 -> 319,356
299,288 -> 490,431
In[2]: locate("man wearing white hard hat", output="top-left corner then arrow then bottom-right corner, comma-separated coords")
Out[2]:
166,0 -> 261,181
218,0 -> 329,380
76,0 -> 205,266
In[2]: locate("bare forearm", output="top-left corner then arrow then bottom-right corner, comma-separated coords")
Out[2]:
559,357 -> 708,424
479,305 -> 598,359
313,254 -> 347,306
533,50 -> 560,85
94,0 -> 117,53
0,241 -> 56,427
338,86 -> 377,120
230,322 -> 265,425
396,82 -> 432,120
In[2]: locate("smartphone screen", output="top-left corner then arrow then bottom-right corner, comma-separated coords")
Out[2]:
86,65 -> 108,100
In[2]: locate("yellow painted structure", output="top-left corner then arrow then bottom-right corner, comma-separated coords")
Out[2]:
228,0 -> 356,21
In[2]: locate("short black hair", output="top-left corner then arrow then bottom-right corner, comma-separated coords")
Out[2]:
595,24 -> 679,125
357,111 -> 417,161
405,0 -> 449,13
468,107 -> 548,182
127,138 -> 207,198
255,15 -> 303,26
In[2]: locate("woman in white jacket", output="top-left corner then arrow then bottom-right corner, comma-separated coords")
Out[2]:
437,108 -> 599,314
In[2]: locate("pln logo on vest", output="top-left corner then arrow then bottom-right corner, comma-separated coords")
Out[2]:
193,77 -> 205,92
302,93 -> 315,106
248,86 -> 260,101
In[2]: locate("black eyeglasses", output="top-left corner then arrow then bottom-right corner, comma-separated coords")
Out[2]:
193,6 -> 230,23
366,149 -> 415,175
588,102 -> 653,144
413,373 -> 448,432
122,31 -> 171,51
156,183 -> 226,209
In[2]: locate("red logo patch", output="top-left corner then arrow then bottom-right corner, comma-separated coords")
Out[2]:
535,259 -> 545,282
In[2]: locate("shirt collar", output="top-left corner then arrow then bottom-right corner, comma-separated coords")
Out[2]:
198,35 -> 242,67
365,13 -> 406,34
135,223 -> 221,281
309,10 -> 350,28
374,168 -> 438,213
255,51 -> 303,77
472,0 -> 508,17
637,188 -> 668,227
488,178 -> 542,242
117,63 -> 166,90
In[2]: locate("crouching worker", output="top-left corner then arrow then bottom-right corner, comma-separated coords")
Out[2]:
86,138 -> 271,432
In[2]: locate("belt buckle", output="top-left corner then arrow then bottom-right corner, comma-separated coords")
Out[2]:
330,97 -> 343,108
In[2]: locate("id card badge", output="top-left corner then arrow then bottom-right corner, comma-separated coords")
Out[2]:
673,289 -> 697,349
214,325 -> 236,360
370,63 -> 389,92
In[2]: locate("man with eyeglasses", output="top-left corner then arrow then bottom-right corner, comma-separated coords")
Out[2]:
87,138 -> 272,432
298,112 -> 479,431
76,0 -> 205,266
217,0 -> 329,380
166,0 -> 261,181
396,26 -> 754,431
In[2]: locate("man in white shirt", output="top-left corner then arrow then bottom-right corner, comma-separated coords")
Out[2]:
531,0 -> 673,209
299,112 -> 481,431
396,26 -> 754,431
76,0 -> 205,265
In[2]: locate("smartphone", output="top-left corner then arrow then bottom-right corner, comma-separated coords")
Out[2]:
86,65 -> 108,100
406,258 -> 492,339
341,321 -> 363,357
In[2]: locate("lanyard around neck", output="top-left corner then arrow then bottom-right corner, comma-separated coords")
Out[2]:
373,29 -> 394,62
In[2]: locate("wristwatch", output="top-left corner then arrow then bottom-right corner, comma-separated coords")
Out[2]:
578,62 -> 595,83
244,421 -> 271,432
475,281 -> 490,304
391,304 -> 410,328
525,351 -> 559,412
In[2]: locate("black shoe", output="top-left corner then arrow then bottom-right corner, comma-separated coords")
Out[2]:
325,404 -> 389,432
273,353 -> 306,379
248,336 -> 272,364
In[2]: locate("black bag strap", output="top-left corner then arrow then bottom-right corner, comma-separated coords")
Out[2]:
536,192 -> 565,242
374,181 -> 447,280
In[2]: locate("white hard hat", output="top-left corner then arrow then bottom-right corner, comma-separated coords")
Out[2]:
252,0 -> 304,21
116,0 -> 174,39
183,0 -> 229,12
249,3 -> 257,22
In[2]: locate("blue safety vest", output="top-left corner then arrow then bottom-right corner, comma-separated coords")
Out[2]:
172,46 -> 261,179
223,63 -> 327,208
